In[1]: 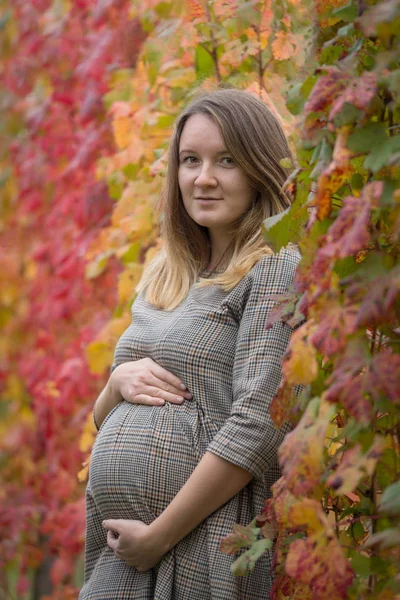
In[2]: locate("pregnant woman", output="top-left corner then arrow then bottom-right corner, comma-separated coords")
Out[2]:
79,88 -> 301,599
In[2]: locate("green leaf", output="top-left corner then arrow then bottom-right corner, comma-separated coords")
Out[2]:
347,123 -> 387,153
364,136 -> 400,173
280,157 -> 294,169
121,243 -> 140,264
351,520 -> 365,542
370,555 -> 390,576
381,179 -> 398,206
320,45 -> 343,65
287,75 -> 317,116
350,173 -> 364,191
333,102 -> 364,128
337,23 -> 355,37
0,11 -> 11,31
280,532 -> 306,546
156,114 -> 176,128
365,527 -> 400,549
379,481 -> 400,515
108,171 -> 125,200
352,250 -> 393,280
376,449 -> 397,489
231,538 -> 272,576
122,163 -> 140,180
332,1 -> 358,22
286,83 -> 305,115
195,45 -> 215,79
334,256 -> 358,279
350,552 -> 371,578
154,2 -> 172,18
263,194 -> 308,252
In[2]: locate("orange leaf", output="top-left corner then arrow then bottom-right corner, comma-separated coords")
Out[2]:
282,321 -> 318,385
278,399 -> 336,497
118,264 -> 143,304
271,31 -> 298,61
327,437 -> 385,495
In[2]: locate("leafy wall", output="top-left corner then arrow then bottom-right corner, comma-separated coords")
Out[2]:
1,0 -> 399,598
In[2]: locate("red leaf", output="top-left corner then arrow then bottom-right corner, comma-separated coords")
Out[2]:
313,193 -> 371,264
368,350 -> 400,405
356,267 -> 400,328
265,291 -> 305,330
285,536 -> 354,600
303,69 -> 351,138
324,339 -> 374,424
309,300 -> 358,357
329,72 -> 378,123
304,68 -> 350,114
220,524 -> 258,555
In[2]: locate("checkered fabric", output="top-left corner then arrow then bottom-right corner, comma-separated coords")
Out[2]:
80,248 -> 301,600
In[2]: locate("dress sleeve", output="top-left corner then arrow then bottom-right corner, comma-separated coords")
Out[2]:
206,249 -> 301,480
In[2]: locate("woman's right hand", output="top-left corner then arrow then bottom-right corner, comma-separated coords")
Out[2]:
109,358 -> 192,406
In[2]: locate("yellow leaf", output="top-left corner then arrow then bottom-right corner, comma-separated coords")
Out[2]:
79,412 -> 97,453
118,264 -> 143,303
46,380 -> 60,398
282,321 -> 318,385
77,459 -> 90,483
289,498 -> 332,534
327,437 -> 385,496
112,116 -> 132,150
86,340 -> 112,375
111,181 -> 152,227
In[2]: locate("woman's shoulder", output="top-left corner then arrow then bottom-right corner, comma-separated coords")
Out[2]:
224,246 -> 300,319
247,245 -> 301,288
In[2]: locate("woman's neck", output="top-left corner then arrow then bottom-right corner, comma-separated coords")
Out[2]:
207,231 -> 232,271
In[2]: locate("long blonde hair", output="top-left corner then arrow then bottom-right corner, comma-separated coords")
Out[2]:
138,89 -> 292,310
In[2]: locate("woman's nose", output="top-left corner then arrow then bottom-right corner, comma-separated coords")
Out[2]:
194,164 -> 217,187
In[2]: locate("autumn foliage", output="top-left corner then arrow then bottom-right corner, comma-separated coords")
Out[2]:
0,0 -> 399,598
221,1 -> 400,598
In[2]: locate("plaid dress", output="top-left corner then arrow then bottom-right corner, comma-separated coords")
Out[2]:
80,248 -> 300,600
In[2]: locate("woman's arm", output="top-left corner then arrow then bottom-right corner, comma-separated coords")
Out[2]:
150,451 -> 252,548
103,451 -> 252,571
93,377 -> 122,430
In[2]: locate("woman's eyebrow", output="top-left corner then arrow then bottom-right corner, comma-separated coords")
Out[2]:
179,148 -> 230,156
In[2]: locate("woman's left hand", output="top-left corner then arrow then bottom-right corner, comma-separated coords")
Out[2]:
103,519 -> 167,572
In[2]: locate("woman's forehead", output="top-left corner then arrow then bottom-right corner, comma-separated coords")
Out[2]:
179,114 -> 227,153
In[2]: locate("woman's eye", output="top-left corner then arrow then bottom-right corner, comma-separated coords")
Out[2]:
221,156 -> 234,165
182,156 -> 198,164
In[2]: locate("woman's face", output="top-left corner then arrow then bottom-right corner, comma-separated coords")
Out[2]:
178,114 -> 255,238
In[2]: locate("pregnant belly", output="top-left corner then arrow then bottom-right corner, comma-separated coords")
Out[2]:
89,400 -> 218,523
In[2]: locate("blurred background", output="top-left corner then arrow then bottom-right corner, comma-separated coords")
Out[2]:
0,0 -> 348,597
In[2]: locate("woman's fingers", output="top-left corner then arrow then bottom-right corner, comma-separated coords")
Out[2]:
130,394 -> 166,406
150,364 -> 189,394
117,359 -> 193,406
148,374 -> 192,400
131,389 -> 184,405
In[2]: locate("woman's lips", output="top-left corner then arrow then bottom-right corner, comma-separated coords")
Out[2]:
195,197 -> 221,201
